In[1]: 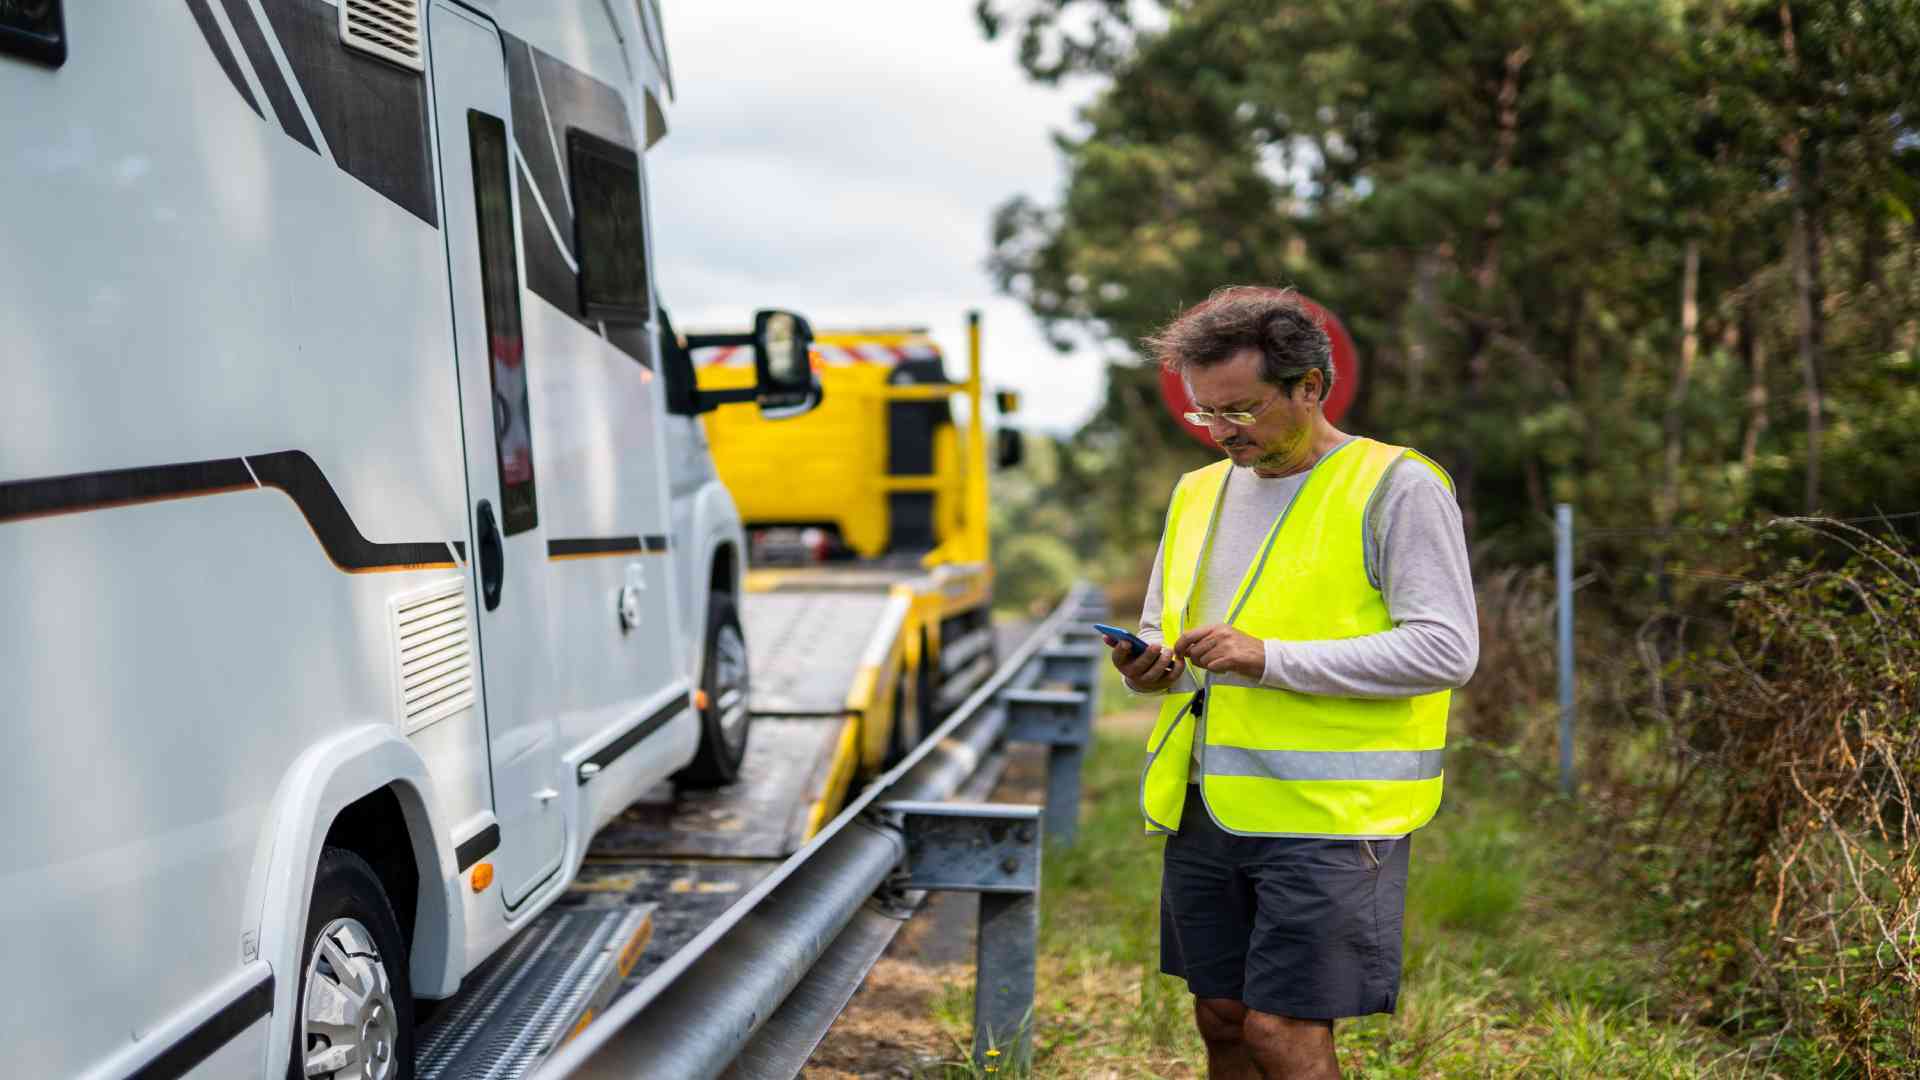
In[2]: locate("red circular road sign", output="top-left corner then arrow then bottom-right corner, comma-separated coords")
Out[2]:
1158,295 -> 1360,449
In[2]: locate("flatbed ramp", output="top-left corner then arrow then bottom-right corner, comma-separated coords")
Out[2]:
740,589 -> 898,715
415,905 -> 655,1080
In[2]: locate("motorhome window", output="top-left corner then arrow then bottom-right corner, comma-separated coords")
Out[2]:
0,0 -> 65,66
468,110 -> 539,536
567,129 -> 651,323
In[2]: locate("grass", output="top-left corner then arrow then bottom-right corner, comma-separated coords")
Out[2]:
915,693 -> 1766,1077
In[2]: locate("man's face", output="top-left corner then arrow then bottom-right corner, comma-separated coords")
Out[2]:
1184,348 -> 1323,473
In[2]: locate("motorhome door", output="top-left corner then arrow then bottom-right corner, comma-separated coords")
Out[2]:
429,2 -> 565,908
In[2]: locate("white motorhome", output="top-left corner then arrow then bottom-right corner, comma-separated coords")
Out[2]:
0,2 -> 814,1076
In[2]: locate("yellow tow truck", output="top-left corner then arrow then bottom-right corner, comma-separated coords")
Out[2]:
680,312 -> 1019,834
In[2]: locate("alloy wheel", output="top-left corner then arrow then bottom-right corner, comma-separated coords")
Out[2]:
301,917 -> 400,1080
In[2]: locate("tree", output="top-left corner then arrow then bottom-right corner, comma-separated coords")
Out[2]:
981,0 -> 1920,567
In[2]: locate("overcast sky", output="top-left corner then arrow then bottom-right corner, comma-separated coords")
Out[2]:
648,1 -> 1106,433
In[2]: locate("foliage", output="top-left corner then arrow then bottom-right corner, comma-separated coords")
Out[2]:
974,4 -> 1920,1070
978,0 -> 1920,574
990,435 -> 1085,616
1459,524 -> 1920,1076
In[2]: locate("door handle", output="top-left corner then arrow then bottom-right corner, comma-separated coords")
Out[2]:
476,499 -> 504,610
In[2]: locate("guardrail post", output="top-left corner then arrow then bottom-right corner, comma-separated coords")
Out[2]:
1037,643 -> 1097,690
880,801 -> 1042,1072
1002,688 -> 1090,847
1555,502 -> 1576,798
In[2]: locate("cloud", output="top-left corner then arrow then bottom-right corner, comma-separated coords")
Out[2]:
648,0 -> 1106,433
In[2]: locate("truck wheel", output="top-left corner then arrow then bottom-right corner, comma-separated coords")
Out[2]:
292,848 -> 413,1080
677,591 -> 751,789
919,629 -> 943,724
884,657 -> 927,768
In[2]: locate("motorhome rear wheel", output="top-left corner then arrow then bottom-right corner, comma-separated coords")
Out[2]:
295,849 -> 415,1080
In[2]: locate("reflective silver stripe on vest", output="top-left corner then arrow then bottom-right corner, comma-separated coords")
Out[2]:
1206,746 -> 1444,782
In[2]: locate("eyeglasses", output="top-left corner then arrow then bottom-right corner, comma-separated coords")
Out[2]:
1183,390 -> 1283,428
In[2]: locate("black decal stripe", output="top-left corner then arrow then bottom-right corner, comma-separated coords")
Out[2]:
501,36 -> 639,334
644,534 -> 670,552
260,0 -> 438,226
217,0 -> 318,153
529,45 -> 635,168
184,0 -> 263,118
516,170 -> 579,322
127,972 -> 273,1080
548,536 -> 643,559
502,34 -> 573,254
2,454 -> 458,574
0,458 -> 255,523
580,695 -> 691,782
455,824 -> 501,871
493,36 -> 651,368
247,451 -> 456,572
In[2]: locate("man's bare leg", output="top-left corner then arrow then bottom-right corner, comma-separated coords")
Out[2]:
1193,998 -> 1259,1079
1242,1010 -> 1339,1079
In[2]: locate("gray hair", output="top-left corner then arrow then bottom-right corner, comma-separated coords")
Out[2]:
1144,285 -> 1334,399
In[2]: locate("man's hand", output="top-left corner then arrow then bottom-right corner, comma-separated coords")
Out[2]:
1106,636 -> 1186,692
1174,624 -> 1265,680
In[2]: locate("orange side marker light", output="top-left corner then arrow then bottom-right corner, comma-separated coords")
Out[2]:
470,863 -> 494,893
694,688 -> 711,711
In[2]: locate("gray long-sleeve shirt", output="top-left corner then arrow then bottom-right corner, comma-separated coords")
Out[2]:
1131,440 -> 1479,723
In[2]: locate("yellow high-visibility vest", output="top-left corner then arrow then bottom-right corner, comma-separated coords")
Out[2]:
1139,437 -> 1452,838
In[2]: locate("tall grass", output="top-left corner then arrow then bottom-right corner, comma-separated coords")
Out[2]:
914,717 -> 1741,1077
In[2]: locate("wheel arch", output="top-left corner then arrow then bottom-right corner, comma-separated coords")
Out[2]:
710,541 -> 738,599
254,726 -> 463,1077
680,476 -> 746,687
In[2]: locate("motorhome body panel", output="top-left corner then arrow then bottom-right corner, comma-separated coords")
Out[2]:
2,1 -> 691,1074
1,8 -> 473,1075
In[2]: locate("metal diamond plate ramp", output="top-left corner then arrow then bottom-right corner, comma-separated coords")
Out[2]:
415,905 -> 652,1080
741,591 -> 892,714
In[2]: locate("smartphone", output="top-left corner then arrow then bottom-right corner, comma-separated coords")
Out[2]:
1092,622 -> 1151,658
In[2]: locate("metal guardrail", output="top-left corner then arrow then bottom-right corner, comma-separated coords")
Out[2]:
538,584 -> 1107,1079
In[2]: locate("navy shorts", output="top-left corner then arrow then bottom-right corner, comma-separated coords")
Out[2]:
1159,785 -> 1410,1019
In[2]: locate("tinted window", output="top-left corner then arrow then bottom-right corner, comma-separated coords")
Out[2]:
568,128 -> 650,323
468,110 -> 538,536
0,0 -> 65,66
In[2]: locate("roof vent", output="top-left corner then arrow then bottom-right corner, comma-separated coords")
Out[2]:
390,578 -> 474,734
340,0 -> 424,72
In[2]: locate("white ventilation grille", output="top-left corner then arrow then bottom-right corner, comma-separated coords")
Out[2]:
340,0 -> 424,72
390,579 -> 474,733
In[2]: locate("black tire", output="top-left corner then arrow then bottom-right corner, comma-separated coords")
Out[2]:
920,628 -> 944,723
676,591 -> 752,789
883,656 -> 927,769
291,847 -> 414,1080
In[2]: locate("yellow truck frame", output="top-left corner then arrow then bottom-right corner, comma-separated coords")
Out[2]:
690,313 -> 1001,834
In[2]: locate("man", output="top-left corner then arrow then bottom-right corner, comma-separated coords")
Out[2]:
1106,286 -> 1477,1079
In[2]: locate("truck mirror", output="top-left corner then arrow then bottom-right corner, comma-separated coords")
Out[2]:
995,389 -> 1021,415
996,427 -> 1025,470
752,309 -> 821,418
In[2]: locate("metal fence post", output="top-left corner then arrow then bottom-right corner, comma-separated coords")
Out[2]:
879,801 -> 1043,1072
1555,502 -> 1576,797
1003,687 -> 1090,846
974,890 -> 1038,1070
